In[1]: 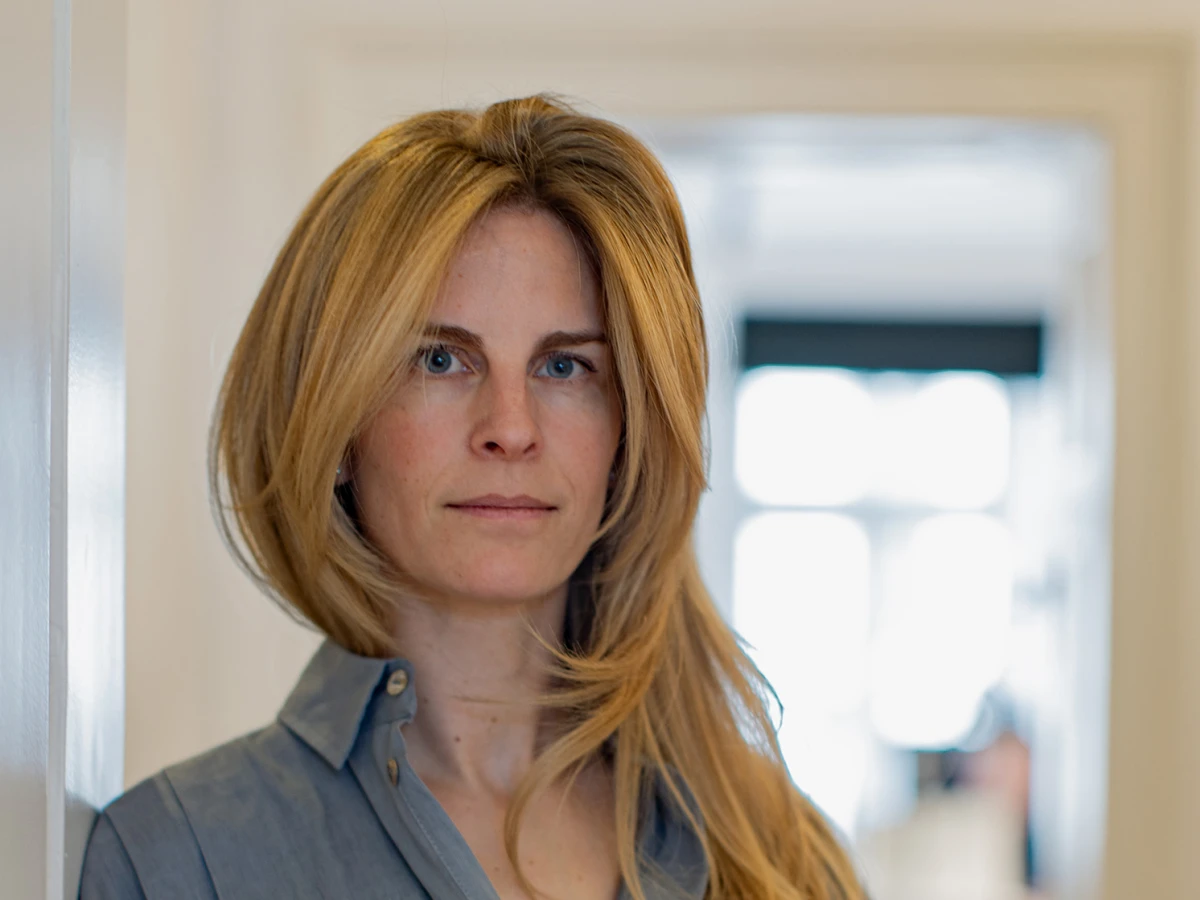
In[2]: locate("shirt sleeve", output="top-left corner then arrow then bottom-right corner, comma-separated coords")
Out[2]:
78,812 -> 148,900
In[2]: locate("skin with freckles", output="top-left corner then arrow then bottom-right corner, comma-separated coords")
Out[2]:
350,206 -> 623,900
354,206 -> 621,616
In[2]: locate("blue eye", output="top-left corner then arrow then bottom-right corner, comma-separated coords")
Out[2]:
540,353 -> 597,380
419,344 -> 461,375
416,345 -> 594,380
544,355 -> 577,379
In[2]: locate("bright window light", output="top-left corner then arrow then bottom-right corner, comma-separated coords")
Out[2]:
733,511 -> 873,836
875,372 -> 1011,509
733,512 -> 871,718
777,717 -> 869,840
868,514 -> 1015,749
735,367 -> 874,506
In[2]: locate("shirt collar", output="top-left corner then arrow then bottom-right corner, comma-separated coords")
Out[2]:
277,638 -> 709,898
278,638 -> 415,770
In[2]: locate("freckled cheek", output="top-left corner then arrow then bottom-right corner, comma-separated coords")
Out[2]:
363,405 -> 462,501
538,379 -> 621,427
544,398 -> 622,490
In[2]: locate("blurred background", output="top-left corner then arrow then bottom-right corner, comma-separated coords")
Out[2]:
654,118 -> 1108,900
14,1 -> 1198,899
138,105 -> 1110,891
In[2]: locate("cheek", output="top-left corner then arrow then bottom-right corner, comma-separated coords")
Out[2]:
546,390 -> 622,489
359,402 -> 457,506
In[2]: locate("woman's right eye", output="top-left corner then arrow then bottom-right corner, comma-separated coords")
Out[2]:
417,344 -> 466,376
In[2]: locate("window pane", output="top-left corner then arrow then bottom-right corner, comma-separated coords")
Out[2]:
869,514 -> 1015,749
735,367 -> 874,506
734,512 -> 872,715
733,512 -> 872,833
875,372 -> 1011,509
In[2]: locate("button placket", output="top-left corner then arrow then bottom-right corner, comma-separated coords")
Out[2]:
384,719 -> 408,790
351,660 -> 503,899
379,664 -> 414,793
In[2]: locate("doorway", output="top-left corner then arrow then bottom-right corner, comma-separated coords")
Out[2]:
631,114 -> 1111,900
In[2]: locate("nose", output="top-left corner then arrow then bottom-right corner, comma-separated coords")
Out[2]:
470,369 -> 541,459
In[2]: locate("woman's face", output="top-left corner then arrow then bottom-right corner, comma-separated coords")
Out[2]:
353,206 -> 622,612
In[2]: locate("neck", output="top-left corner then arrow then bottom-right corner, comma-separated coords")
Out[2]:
392,583 -> 569,795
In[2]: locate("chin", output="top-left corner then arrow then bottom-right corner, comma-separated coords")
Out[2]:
448,579 -> 561,608
440,555 -> 572,607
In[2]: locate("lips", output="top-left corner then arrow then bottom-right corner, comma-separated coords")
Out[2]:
447,494 -> 555,510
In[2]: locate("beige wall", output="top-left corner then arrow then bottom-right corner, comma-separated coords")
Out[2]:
125,2 -> 1200,898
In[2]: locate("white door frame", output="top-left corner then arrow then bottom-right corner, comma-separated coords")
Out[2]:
1,0 -> 127,898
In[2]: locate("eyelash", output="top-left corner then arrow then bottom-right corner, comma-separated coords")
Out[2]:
415,343 -> 597,379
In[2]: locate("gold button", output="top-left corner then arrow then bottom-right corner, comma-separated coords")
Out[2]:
386,669 -> 409,696
387,758 -> 399,786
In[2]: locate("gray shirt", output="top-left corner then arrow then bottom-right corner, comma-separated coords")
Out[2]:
77,638 -> 709,899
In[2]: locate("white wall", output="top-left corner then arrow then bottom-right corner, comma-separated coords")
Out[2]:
122,0 -> 326,795
124,3 -> 1200,898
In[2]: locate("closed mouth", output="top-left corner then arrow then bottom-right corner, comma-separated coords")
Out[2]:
447,494 -> 556,510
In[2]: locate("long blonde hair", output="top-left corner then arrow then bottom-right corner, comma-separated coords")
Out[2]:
210,94 -> 865,900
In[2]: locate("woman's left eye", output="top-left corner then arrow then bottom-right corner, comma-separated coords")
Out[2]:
539,353 -> 593,380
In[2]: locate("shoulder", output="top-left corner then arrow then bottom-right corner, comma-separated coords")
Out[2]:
78,810 -> 145,900
79,722 -> 323,900
79,770 -> 212,899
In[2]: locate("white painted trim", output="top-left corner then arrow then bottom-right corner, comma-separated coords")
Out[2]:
63,0 -> 128,893
0,0 -> 127,897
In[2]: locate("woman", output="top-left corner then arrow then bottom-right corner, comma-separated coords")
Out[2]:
80,95 -> 866,900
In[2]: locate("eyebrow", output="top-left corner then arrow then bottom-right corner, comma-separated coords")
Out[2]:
421,323 -> 608,357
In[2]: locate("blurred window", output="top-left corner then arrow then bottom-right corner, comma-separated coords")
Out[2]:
732,360 -> 1017,837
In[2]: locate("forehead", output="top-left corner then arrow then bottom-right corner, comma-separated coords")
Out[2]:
431,206 -> 603,331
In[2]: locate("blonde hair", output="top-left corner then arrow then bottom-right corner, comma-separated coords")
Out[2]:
210,94 -> 865,900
